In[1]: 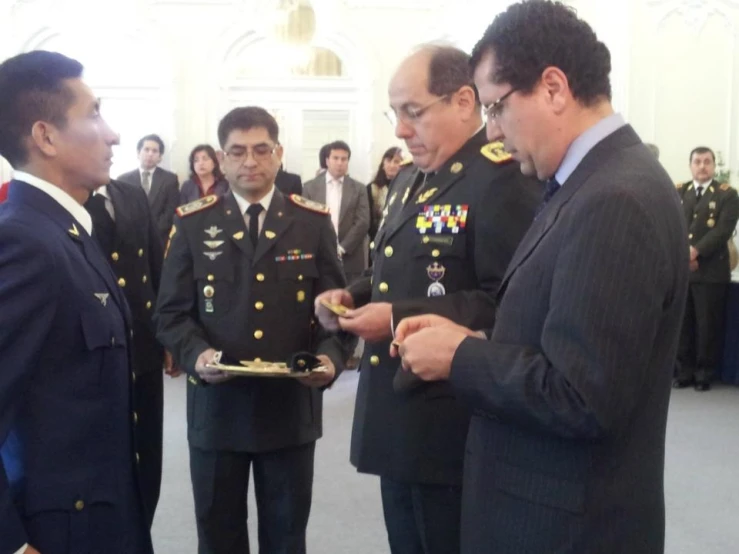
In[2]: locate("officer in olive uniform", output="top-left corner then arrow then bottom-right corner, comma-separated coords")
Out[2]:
155,107 -> 347,554
675,146 -> 739,390
316,45 -> 541,554
85,178 -> 165,527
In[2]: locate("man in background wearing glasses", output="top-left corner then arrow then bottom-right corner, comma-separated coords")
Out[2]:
315,44 -> 540,554
155,107 -> 348,554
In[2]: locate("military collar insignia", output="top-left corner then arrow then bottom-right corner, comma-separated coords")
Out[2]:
480,141 -> 513,164
94,292 -> 109,307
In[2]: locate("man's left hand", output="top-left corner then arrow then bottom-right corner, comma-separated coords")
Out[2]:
394,326 -> 470,382
339,302 -> 392,342
297,355 -> 336,388
163,350 -> 182,378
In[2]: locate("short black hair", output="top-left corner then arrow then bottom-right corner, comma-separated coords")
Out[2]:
0,50 -> 83,167
327,140 -> 351,160
217,107 -> 279,148
318,144 -> 331,169
470,0 -> 611,105
426,45 -> 480,106
137,134 -> 165,154
690,146 -> 715,163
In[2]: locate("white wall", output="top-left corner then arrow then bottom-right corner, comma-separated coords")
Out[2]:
1,0 -> 738,186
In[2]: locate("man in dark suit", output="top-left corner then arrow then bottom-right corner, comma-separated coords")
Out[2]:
118,134 -> 180,247
303,140 -> 370,284
275,165 -> 303,196
315,45 -> 540,554
675,146 -> 739,391
84,179 -> 167,526
392,3 -> 689,553
0,50 -> 152,554
155,107 -> 347,554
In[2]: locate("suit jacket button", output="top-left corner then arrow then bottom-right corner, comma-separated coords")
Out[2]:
256,273 -> 265,282
111,252 -> 119,262
370,355 -> 380,366
74,500 -> 85,511
138,248 -> 144,257
118,278 -> 126,287
254,330 -> 264,339
255,301 -> 264,311
379,282 -> 389,293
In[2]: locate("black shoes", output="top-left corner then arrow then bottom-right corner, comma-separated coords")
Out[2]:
694,382 -> 711,392
672,378 -> 693,389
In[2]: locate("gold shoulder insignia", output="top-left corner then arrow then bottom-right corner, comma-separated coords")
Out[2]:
675,182 -> 685,189
480,142 -> 513,164
400,158 -> 413,166
720,182 -> 731,191
289,194 -> 330,215
175,195 -> 219,218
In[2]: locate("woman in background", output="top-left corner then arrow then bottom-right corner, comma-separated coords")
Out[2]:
179,144 -> 228,204
367,146 -> 403,244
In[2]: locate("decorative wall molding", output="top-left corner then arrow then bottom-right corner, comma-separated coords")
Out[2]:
647,0 -> 738,35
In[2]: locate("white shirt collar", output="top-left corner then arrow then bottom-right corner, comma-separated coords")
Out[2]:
693,180 -> 712,189
232,184 -> 276,216
325,172 -> 344,186
13,170 -> 93,235
140,166 -> 157,176
95,185 -> 110,199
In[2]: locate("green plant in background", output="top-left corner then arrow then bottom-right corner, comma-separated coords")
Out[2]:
715,151 -> 733,184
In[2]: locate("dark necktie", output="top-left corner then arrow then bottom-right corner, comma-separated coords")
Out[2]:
535,177 -> 561,217
246,203 -> 263,247
85,193 -> 115,252
696,186 -> 703,201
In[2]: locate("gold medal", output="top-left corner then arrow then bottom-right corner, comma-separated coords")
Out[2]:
707,218 -> 716,228
203,285 -> 215,298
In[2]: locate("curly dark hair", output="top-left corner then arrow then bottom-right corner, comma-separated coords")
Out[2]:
470,0 -> 611,106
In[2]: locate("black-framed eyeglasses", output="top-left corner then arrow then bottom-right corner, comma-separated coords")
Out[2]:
225,143 -> 278,164
384,94 -> 451,127
482,88 -> 519,122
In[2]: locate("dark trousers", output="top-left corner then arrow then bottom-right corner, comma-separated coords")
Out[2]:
134,368 -> 164,527
380,477 -> 462,554
677,282 -> 728,383
189,442 -> 315,554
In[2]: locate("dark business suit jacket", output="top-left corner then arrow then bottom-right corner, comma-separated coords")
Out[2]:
676,179 -> 739,283
349,131 -> 541,485
274,168 -> 303,196
155,191 -> 347,452
118,167 -> 179,247
0,180 -> 152,554
450,126 -> 689,553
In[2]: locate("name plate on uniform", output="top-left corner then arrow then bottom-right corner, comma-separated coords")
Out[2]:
416,204 -> 468,235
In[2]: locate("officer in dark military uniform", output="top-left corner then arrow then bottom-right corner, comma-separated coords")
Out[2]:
155,107 -> 347,554
85,178 -> 166,527
675,146 -> 739,390
316,45 -> 540,554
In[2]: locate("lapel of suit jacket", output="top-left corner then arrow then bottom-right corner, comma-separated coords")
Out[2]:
498,125 -> 641,296
252,191 -> 294,265
338,176 -> 354,229
147,167 -> 162,206
384,130 -> 486,244
221,191 -> 254,260
106,181 -> 128,250
315,178 -> 327,204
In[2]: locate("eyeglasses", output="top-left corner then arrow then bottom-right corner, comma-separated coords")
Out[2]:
482,88 -> 519,122
384,94 -> 451,127
225,143 -> 278,164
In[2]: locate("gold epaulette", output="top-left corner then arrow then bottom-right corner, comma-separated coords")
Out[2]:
176,195 -> 219,217
675,182 -> 685,189
289,194 -> 330,215
400,158 -> 413,166
480,141 -> 513,164
720,182 -> 731,191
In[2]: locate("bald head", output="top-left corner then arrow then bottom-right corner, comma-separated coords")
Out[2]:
388,45 -> 482,172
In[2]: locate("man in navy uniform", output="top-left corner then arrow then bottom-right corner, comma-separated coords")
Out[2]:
155,106 -> 347,554
0,51 -> 152,554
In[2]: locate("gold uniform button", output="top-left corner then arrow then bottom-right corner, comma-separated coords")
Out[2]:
138,248 -> 144,257
207,274 -> 215,282
256,273 -> 265,282
432,249 -> 441,258
370,355 -> 380,367
133,412 -> 138,424
110,336 -> 116,347
111,252 -> 119,262
118,278 -> 126,287
369,241 -> 375,250
255,301 -> 264,311
298,274 -> 304,281
689,234 -> 693,239
384,246 -> 394,257
132,372 -> 136,383
142,275 -> 148,283
254,330 -> 264,340
146,301 -> 152,310
136,453 -> 140,464
379,282 -> 389,293
422,236 -> 430,244
75,500 -> 85,511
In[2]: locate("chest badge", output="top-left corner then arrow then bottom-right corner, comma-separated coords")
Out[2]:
204,226 -> 223,238
204,251 -> 223,261
426,262 -> 446,297
94,292 -> 109,307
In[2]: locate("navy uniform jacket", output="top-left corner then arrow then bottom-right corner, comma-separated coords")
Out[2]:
155,189 -> 347,452
348,130 -> 541,485
677,179 -> 739,283
0,180 -> 151,554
